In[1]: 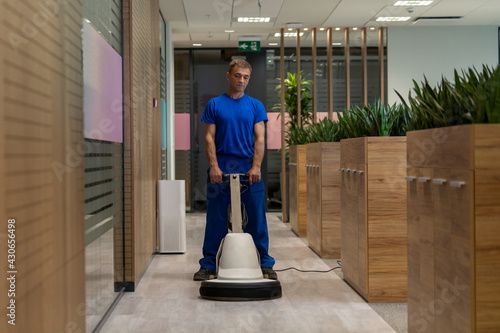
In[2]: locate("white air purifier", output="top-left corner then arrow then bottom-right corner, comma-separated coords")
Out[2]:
158,180 -> 186,253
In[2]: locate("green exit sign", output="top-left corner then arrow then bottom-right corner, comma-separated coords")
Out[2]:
238,41 -> 260,52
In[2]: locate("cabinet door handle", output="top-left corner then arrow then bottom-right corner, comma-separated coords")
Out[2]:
405,176 -> 416,182
289,163 -> 297,166
450,181 -> 466,188
305,165 -> 310,168
418,177 -> 430,183
356,170 -> 364,175
432,178 -> 447,185
339,168 -> 344,172
349,169 -> 355,173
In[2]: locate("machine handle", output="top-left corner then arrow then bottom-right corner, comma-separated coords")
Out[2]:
432,178 -> 447,185
450,181 -> 466,188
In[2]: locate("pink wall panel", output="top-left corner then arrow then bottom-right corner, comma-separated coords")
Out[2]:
266,112 -> 288,150
175,113 -> 191,150
82,20 -> 123,143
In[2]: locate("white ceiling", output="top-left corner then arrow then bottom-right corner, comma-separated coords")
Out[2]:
159,0 -> 500,48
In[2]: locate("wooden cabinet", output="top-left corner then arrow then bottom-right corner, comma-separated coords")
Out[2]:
340,137 -> 407,303
407,124 -> 500,333
306,142 -> 341,258
289,145 -> 307,236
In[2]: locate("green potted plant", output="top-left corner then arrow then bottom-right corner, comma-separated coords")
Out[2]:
274,71 -> 312,236
274,71 -> 313,145
337,99 -> 410,138
398,65 -> 500,332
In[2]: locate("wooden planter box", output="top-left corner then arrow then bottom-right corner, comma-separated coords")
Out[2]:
288,145 -> 307,237
407,124 -> 500,333
306,142 -> 341,258
340,136 -> 407,303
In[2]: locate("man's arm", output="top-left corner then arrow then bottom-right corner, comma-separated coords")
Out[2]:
247,121 -> 265,185
205,123 -> 223,184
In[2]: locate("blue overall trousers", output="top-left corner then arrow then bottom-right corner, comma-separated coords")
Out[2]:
199,155 -> 275,272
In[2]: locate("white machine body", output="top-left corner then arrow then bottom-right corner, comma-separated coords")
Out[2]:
216,233 -> 264,281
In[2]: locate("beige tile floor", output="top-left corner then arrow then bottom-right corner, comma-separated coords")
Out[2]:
101,213 -> 401,333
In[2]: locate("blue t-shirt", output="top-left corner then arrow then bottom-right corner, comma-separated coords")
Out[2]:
201,93 -> 268,159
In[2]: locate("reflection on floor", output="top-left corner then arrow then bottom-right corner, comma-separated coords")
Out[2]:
101,213 -> 406,333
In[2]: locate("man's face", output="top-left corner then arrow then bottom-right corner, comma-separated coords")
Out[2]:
227,66 -> 251,93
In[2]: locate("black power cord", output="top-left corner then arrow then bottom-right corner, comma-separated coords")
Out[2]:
275,260 -> 341,273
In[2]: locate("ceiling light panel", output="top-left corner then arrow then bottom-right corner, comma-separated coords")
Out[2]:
376,16 -> 411,21
229,33 -> 268,41
237,17 -> 271,23
233,0 -> 282,26
274,32 -> 305,37
394,1 -> 433,6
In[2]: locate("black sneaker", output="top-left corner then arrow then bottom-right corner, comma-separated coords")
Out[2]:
193,268 -> 216,281
262,267 -> 278,280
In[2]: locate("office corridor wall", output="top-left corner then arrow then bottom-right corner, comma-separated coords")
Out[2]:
122,0 -> 161,287
0,0 -> 86,332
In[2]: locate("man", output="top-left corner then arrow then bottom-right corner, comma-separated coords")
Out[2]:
193,59 -> 277,281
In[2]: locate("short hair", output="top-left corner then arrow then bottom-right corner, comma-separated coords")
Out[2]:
228,59 -> 252,74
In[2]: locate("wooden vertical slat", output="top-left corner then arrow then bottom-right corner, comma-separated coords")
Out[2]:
122,0 -> 160,288
0,1 -> 85,331
327,28 -> 333,120
345,28 -> 351,110
122,0 -> 134,284
379,28 -> 385,104
361,28 -> 368,106
280,28 -> 287,223
312,28 -> 317,123
296,28 -> 301,127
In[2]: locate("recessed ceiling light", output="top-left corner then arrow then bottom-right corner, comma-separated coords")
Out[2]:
319,28 -> 325,31
269,42 -> 278,46
303,28 -> 308,31
225,29 -> 234,33
353,27 -> 358,30
335,27 -> 341,31
193,43 -> 202,46
332,42 -> 342,45
394,1 -> 433,6
370,27 -> 376,30
237,17 -> 271,23
274,32 -> 305,37
376,16 -> 411,21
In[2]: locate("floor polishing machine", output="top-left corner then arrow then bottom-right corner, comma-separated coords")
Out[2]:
199,173 -> 282,301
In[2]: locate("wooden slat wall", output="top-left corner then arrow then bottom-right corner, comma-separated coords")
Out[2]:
0,0 -> 85,332
266,76 -> 379,114
123,0 -> 161,287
